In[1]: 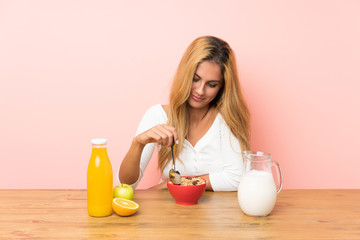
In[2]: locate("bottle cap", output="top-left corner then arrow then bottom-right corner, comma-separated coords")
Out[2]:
91,138 -> 108,145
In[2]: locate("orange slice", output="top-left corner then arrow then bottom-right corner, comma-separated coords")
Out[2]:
112,198 -> 139,216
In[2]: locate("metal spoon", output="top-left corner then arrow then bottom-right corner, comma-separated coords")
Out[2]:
169,144 -> 181,185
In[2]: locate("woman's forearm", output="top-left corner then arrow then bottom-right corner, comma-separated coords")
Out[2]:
119,123 -> 178,185
119,138 -> 145,185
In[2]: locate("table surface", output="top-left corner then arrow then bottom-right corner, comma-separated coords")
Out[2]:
0,189 -> 359,239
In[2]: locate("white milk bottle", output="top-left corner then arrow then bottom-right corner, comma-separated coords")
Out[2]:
238,151 -> 283,217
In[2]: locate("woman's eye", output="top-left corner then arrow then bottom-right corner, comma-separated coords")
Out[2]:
208,83 -> 217,88
193,78 -> 200,82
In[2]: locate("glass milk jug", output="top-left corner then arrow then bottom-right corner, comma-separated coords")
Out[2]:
237,151 -> 283,216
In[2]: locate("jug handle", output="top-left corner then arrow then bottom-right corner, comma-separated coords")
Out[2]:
272,161 -> 283,194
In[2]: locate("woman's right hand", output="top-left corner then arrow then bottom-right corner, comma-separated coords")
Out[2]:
134,124 -> 178,147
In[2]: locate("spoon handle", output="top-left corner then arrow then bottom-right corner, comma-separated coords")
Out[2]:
171,144 -> 175,168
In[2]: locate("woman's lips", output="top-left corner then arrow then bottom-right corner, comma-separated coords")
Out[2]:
191,94 -> 203,102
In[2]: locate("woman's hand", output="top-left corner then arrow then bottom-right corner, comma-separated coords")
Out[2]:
134,124 -> 178,147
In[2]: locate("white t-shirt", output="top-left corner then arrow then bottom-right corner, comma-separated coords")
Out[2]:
118,104 -> 244,191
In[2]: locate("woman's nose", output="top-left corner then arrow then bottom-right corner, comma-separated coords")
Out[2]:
195,81 -> 205,95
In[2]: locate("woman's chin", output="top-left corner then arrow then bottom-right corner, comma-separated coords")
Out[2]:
187,100 -> 209,110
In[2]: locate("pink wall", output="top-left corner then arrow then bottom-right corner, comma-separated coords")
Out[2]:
0,1 -> 359,189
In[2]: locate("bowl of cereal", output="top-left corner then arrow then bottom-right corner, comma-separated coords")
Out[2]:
167,176 -> 206,205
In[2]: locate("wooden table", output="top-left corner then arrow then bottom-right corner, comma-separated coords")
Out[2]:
0,189 -> 359,239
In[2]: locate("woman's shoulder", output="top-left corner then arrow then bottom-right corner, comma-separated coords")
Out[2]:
146,104 -> 164,113
143,104 -> 168,120
136,104 -> 167,134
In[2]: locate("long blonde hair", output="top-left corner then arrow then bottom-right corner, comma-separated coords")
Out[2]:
158,36 -> 250,172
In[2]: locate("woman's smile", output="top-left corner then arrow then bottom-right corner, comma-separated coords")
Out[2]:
191,94 -> 204,102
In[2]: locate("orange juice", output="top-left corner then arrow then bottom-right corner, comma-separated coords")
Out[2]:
87,138 -> 113,217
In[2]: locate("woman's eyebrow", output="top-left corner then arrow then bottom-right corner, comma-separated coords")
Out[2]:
194,73 -> 201,78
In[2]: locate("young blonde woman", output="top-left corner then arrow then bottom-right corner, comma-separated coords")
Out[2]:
118,36 -> 250,191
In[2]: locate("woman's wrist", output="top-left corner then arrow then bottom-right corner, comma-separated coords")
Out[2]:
132,136 -> 145,150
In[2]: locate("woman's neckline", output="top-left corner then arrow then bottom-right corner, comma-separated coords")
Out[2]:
160,104 -> 220,148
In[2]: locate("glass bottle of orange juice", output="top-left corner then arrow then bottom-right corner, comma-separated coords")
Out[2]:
87,138 -> 113,217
